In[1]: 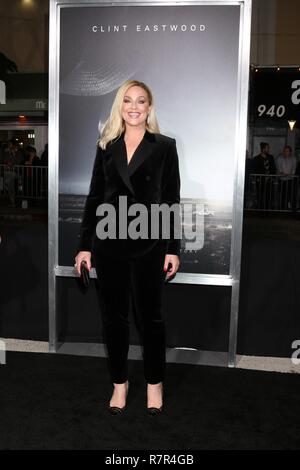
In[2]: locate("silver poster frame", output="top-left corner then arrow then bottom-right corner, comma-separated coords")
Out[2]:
49,0 -> 252,367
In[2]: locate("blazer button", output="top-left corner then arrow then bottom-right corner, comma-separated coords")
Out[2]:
145,175 -> 151,181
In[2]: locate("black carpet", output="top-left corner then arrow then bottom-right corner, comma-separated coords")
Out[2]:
1,351 -> 300,450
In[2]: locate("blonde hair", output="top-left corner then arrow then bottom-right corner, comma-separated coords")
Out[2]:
98,79 -> 160,150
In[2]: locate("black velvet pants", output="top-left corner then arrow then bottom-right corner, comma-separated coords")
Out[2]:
94,241 -> 167,384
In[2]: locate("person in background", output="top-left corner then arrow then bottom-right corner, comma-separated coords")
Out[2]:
276,145 -> 298,210
2,140 -> 19,206
24,145 -> 40,166
39,143 -> 48,200
11,140 -> 25,165
244,149 -> 254,208
252,142 -> 277,175
276,145 -> 297,176
23,146 -> 40,201
40,143 -> 48,166
251,142 -> 277,210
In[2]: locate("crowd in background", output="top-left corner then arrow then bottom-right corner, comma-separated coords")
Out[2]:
1,138 -> 299,210
0,140 -> 48,167
0,140 -> 48,206
246,142 -> 299,177
245,142 -> 300,210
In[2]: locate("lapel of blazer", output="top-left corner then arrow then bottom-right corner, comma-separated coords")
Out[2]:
107,128 -> 156,195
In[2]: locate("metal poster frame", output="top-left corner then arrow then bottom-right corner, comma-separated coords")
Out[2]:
48,0 -> 252,366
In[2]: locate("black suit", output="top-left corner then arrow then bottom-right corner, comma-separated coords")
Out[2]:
77,128 -> 181,257
251,153 -> 277,209
76,129 -> 181,384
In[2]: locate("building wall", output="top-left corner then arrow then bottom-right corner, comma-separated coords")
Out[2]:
251,0 -> 277,65
0,0 -> 49,72
251,0 -> 300,65
0,0 -> 299,71
275,0 -> 300,65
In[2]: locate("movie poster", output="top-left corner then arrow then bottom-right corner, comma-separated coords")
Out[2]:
58,4 -> 240,276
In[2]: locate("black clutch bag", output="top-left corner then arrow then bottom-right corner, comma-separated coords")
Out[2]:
80,260 -> 90,287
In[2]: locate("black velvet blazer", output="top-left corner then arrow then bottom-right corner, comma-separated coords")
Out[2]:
77,128 -> 181,258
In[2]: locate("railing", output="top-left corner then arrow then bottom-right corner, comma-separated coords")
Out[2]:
0,164 -> 48,200
245,173 -> 299,211
1,166 -> 298,211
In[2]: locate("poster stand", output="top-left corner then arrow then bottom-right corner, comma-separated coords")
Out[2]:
48,0 -> 252,368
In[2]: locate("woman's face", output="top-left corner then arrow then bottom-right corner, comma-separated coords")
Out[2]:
121,85 -> 151,130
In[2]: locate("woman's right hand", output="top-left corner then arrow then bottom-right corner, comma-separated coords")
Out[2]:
74,251 -> 92,276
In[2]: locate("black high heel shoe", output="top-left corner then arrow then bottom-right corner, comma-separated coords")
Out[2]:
147,383 -> 163,416
108,380 -> 129,415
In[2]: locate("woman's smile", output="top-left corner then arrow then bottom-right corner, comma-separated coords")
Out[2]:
128,112 -> 141,118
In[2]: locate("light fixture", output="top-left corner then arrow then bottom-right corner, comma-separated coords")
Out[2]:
22,0 -> 34,6
288,120 -> 296,131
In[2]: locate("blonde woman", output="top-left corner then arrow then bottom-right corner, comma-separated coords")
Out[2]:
74,79 -> 181,416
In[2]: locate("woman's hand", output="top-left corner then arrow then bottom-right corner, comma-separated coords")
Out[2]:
74,251 -> 92,276
163,254 -> 180,280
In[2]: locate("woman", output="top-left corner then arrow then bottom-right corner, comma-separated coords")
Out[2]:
74,79 -> 181,416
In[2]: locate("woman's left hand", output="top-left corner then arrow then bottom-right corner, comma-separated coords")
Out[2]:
163,254 -> 180,280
